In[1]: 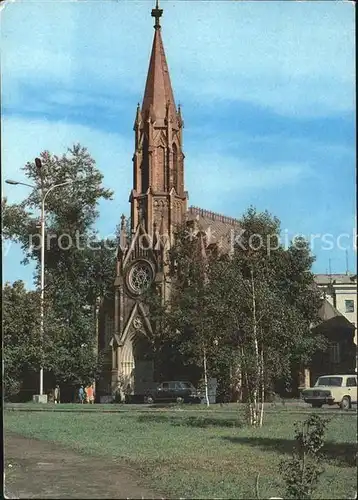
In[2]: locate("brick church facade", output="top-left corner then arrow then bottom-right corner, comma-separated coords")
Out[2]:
97,2 -> 240,400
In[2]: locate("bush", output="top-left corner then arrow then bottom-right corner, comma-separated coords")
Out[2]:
280,414 -> 329,499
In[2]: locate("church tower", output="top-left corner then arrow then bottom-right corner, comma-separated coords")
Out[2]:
130,0 -> 187,239
97,1 -> 241,401
104,1 -> 187,400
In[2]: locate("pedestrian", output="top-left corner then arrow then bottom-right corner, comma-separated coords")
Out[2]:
54,384 -> 60,404
78,385 -> 85,404
85,385 -> 89,403
86,385 -> 94,404
125,383 -> 132,404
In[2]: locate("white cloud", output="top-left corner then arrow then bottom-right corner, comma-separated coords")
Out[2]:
2,115 -> 133,287
0,0 -> 16,13
1,116 -> 133,226
186,152 -> 312,202
1,0 -> 355,118
186,125 -> 354,161
1,1 -> 355,282
2,240 -> 36,289
2,116 -> 313,235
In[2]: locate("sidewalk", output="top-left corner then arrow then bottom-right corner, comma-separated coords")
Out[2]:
5,432 -> 163,499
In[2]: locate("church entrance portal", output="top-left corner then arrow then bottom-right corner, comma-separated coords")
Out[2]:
132,333 -> 154,395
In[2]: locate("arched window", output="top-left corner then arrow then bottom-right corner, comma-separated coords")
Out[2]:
157,146 -> 165,191
105,315 -> 114,347
141,135 -> 149,193
172,143 -> 178,193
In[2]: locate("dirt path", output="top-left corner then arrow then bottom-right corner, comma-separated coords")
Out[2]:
4,432 -> 164,499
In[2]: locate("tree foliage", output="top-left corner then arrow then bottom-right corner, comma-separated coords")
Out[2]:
148,207 -> 323,420
3,281 -> 42,399
2,145 -> 117,399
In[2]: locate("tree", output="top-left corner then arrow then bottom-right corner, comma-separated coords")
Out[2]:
2,145 -> 116,395
1,198 -> 29,240
148,208 -> 323,423
3,281 -> 40,399
213,208 -> 323,425
140,223 -> 221,405
3,144 -> 112,260
2,281 -> 57,399
213,256 -> 316,426
168,226 -> 217,405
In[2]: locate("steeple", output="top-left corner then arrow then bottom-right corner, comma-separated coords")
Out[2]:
130,1 -> 187,238
142,0 -> 177,126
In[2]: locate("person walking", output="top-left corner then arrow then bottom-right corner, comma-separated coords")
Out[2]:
78,385 -> 85,404
54,385 -> 60,404
84,385 -> 89,404
86,385 -> 94,404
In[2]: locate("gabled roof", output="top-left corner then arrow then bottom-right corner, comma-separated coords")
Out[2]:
121,222 -> 157,269
318,299 -> 345,322
315,274 -> 357,285
314,298 -> 355,331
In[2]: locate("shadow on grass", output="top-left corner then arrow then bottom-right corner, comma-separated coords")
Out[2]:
135,413 -> 244,428
148,403 -> 187,409
222,436 -> 357,467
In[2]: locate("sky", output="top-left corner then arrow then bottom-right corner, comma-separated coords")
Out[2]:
1,0 -> 356,288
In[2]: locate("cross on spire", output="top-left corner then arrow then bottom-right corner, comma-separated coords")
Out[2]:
151,0 -> 163,29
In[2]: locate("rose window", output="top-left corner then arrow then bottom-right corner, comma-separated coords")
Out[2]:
127,261 -> 153,295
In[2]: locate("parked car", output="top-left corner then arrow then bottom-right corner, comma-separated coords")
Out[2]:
144,381 -> 201,404
302,374 -> 357,409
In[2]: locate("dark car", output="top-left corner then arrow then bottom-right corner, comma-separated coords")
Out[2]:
145,381 -> 201,404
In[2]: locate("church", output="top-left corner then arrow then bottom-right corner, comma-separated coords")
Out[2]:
96,2 -> 357,403
97,2 -> 241,400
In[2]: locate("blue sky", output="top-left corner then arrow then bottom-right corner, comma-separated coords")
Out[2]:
1,0 -> 356,288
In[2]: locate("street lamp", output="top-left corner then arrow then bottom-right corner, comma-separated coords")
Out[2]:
5,169 -> 73,403
5,179 -> 36,188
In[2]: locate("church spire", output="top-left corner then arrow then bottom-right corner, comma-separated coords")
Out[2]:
130,1 -> 186,235
142,0 -> 177,125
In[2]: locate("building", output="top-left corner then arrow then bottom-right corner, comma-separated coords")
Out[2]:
302,298 -> 356,388
97,4 -> 357,400
298,274 -> 357,389
97,3 -> 239,400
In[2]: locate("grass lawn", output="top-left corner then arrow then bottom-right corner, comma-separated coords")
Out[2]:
4,405 -> 357,499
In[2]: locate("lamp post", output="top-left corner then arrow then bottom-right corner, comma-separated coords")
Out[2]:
6,168 -> 73,402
